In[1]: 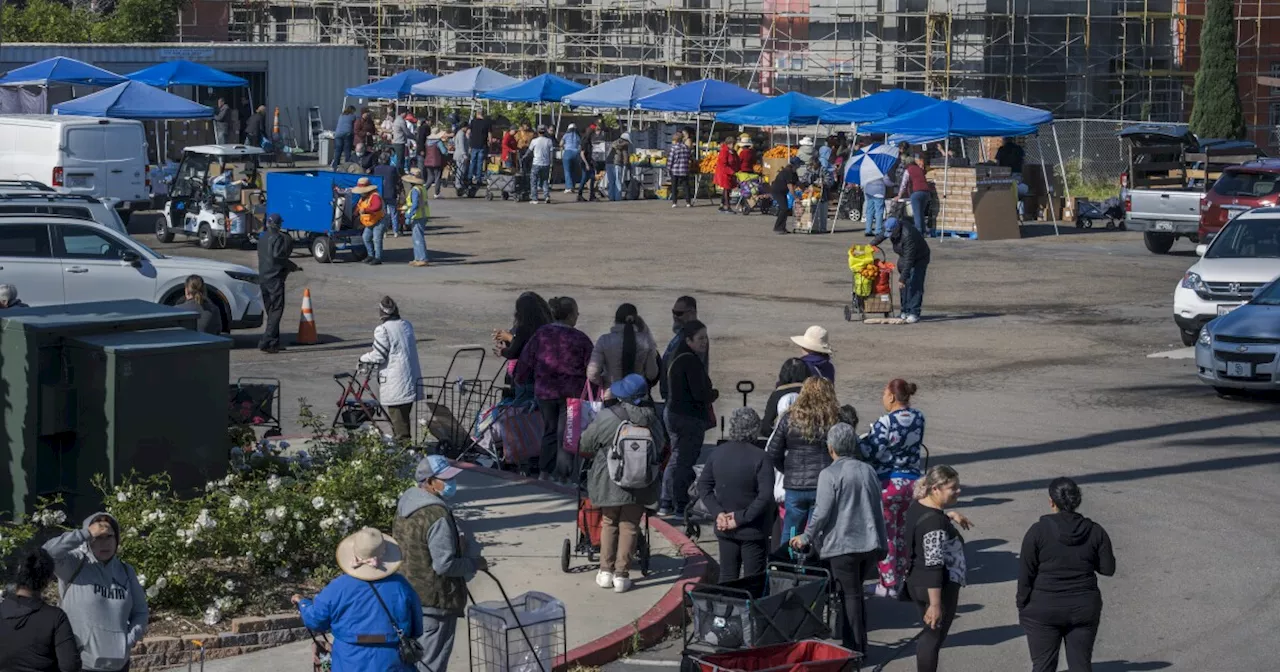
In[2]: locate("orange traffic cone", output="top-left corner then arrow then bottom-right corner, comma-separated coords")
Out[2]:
296,288 -> 318,345
272,107 -> 280,136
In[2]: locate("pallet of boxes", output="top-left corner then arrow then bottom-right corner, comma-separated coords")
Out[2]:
931,164 -> 1022,240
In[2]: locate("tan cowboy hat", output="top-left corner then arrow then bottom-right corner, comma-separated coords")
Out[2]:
402,168 -> 424,185
335,527 -> 403,581
351,177 -> 378,194
790,325 -> 832,354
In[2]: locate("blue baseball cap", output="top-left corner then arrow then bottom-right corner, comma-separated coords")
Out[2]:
415,454 -> 461,483
610,374 -> 648,402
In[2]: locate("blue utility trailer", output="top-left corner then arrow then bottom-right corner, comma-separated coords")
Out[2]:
264,170 -> 383,263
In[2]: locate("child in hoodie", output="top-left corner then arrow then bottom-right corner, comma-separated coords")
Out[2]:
42,512 -> 147,672
392,455 -> 486,672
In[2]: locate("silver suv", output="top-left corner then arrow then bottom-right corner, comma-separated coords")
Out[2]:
0,191 -> 128,236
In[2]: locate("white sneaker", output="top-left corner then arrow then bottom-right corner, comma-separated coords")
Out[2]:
596,571 -> 614,589
613,576 -> 633,593
564,188 -> 572,193
529,200 -> 539,204
904,314 -> 920,324
671,203 -> 678,208
686,203 -> 692,208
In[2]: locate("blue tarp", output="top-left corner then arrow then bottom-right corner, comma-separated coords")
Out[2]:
634,79 -> 766,113
345,70 -> 436,99
0,57 -> 126,87
409,67 -> 519,98
126,60 -> 247,88
561,75 -> 671,109
52,81 -> 212,119
716,91 -> 835,126
818,89 -> 935,124
955,97 -> 1052,127
265,171 -> 383,235
860,100 -> 1037,139
480,74 -> 586,103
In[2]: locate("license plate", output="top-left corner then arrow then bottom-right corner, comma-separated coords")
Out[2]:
1153,221 -> 1174,231
1227,361 -> 1253,378
66,175 -> 89,188
1218,303 -> 1243,316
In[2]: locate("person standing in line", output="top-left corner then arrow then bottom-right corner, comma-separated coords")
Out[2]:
422,129 -> 447,198
245,105 -> 268,149
871,204 -> 931,324
605,133 -> 632,201
770,157 -> 802,234
394,455 -> 487,672
0,549 -> 82,672
177,275 -> 223,335
577,123 -> 599,202
467,111 -> 493,184
896,152 -> 932,235
514,296 -> 594,481
863,165 -> 890,237
789,423 -> 888,654
353,108 -> 375,150
903,465 -> 973,672
352,177 -> 386,265
451,123 -> 470,190
667,131 -> 693,208
713,137 -> 739,213
256,213 -> 300,354
1018,478 -> 1116,672
402,168 -> 431,267
859,379 -> 926,599
42,513 -> 147,672
213,98 -> 230,144
293,528 -> 422,672
359,297 -> 422,444
372,153 -> 402,237
587,303 -> 660,397
389,111 -> 411,173
659,296 -> 706,402
658,320 -> 717,517
697,407 -> 774,583
578,374 -> 668,594
766,376 -> 839,545
760,357 -> 808,437
790,325 -> 834,381
561,123 -> 582,193
528,127 -> 555,204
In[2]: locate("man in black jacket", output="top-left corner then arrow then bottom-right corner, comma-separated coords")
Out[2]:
257,213 -> 301,354
244,105 -> 267,147
872,204 -> 931,323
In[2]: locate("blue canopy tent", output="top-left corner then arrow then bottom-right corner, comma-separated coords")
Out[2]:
955,97 -> 1070,216
716,91 -> 834,126
818,89 -> 935,125
634,78 -> 766,113
126,60 -> 248,88
480,74 -> 585,103
345,69 -> 436,100
408,67 -> 519,99
52,81 -> 213,119
0,56 -> 127,87
560,75 -> 671,109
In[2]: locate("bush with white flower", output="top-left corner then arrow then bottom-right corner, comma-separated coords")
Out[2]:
0,496 -> 70,563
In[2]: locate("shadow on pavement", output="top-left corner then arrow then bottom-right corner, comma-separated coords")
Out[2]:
964,538 -> 1020,586
1094,661 -> 1173,671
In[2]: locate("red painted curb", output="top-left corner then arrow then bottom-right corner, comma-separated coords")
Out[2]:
455,462 -> 710,670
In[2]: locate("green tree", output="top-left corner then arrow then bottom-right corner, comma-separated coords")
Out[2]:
0,0 -> 183,44
1,0 -> 94,43
93,0 -> 186,43
1188,0 -> 1246,139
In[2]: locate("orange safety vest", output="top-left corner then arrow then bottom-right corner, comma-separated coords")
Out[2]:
358,193 -> 384,227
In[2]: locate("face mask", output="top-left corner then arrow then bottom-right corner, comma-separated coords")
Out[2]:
440,480 -> 458,499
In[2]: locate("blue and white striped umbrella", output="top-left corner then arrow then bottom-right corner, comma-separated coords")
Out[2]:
844,143 -> 900,186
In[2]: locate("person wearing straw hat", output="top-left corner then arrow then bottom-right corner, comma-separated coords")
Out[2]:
401,168 -> 432,268
736,134 -> 757,174
393,455 -> 487,672
293,527 -> 423,671
791,325 -> 835,382
353,176 -> 386,266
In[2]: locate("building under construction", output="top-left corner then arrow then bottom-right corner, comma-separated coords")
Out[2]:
202,0 -> 1280,135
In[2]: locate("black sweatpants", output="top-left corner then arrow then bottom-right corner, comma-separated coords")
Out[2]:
536,397 -> 566,477
717,537 -> 767,584
772,200 -> 790,231
909,582 -> 961,672
1020,596 -> 1102,672
829,551 -> 879,654
258,277 -> 286,351
670,174 -> 693,205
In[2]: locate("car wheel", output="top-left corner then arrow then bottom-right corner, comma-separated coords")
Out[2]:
310,235 -> 333,263
197,224 -> 214,250
155,218 -> 174,243
1143,231 -> 1176,254
1180,329 -> 1198,347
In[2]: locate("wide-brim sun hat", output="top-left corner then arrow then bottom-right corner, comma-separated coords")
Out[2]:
800,137 -> 814,146
402,168 -> 425,185
336,527 -> 403,581
790,325 -> 832,354
352,177 -> 378,194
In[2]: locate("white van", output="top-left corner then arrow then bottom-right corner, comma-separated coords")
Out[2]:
0,115 -> 149,222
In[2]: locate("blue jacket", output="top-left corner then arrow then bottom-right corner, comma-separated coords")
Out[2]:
299,574 -> 424,672
335,113 -> 356,136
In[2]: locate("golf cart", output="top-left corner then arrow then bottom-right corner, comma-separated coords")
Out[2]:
158,145 -> 266,249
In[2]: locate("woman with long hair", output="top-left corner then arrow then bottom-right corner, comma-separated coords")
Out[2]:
859,378 -> 926,598
493,291 -> 552,365
588,303 -> 660,396
766,376 -> 840,545
903,465 -> 973,672
178,274 -> 222,334
659,320 -> 717,516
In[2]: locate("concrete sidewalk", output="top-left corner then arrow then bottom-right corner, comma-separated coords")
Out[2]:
197,466 -> 698,671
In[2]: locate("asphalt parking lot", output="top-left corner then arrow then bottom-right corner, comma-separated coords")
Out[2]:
133,197 -> 1279,671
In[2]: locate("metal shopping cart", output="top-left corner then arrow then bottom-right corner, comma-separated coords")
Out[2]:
416,347 -> 501,460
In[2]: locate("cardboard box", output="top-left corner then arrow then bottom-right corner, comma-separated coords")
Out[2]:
762,157 -> 787,183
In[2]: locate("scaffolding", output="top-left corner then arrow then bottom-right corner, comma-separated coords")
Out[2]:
215,0 -> 1280,129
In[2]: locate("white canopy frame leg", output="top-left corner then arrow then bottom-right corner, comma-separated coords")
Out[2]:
1051,123 -> 1072,218
1037,132 -> 1061,236
940,138 -> 950,237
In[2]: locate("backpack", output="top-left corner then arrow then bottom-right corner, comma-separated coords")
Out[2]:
606,406 -> 660,489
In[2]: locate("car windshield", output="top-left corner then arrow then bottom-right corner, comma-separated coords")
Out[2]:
1253,279 -> 1280,306
1212,171 -> 1280,198
1205,217 -> 1280,259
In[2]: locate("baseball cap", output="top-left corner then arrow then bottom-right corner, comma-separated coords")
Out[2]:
415,454 -> 461,483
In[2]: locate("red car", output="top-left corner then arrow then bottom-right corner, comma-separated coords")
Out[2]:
1200,160 -> 1280,241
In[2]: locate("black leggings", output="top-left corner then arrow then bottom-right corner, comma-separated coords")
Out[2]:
910,582 -> 961,672
829,551 -> 879,654
717,537 -> 767,584
773,202 -> 790,231
1021,597 -> 1102,672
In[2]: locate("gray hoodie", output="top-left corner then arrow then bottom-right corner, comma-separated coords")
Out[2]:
396,487 -> 482,617
42,512 -> 147,672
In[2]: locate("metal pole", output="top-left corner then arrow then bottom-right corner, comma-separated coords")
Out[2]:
941,137 -> 950,236
1052,123 -> 1072,204
1038,134 -> 1058,234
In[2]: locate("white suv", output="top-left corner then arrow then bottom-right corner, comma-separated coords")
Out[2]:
0,192 -> 128,236
1173,208 -> 1280,345
0,215 -> 263,331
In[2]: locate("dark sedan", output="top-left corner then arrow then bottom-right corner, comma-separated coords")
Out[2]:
1195,276 -> 1280,394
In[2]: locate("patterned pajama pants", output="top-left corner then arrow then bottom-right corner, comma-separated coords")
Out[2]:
879,478 -> 917,591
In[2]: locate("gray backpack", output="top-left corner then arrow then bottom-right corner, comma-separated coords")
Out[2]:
606,406 -> 660,489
